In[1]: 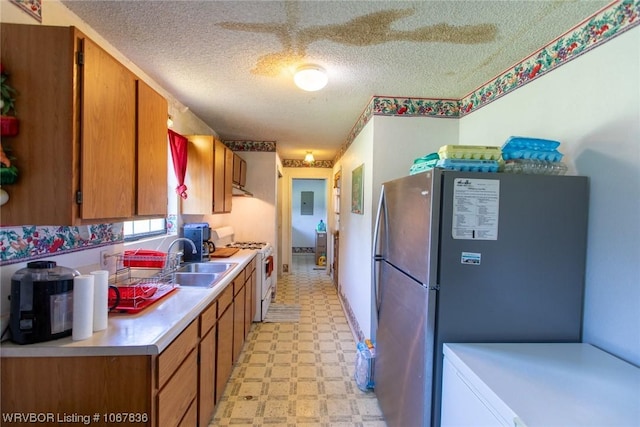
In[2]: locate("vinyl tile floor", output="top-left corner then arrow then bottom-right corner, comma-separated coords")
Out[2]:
210,254 -> 386,427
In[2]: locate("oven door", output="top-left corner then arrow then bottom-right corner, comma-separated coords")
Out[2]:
262,254 -> 274,299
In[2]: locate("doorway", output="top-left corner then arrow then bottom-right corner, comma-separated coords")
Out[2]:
278,167 -> 333,276
291,178 -> 327,265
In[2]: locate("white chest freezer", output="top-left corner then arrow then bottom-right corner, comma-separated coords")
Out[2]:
441,343 -> 640,427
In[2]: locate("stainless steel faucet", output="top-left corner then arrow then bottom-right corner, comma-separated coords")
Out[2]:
167,237 -> 197,264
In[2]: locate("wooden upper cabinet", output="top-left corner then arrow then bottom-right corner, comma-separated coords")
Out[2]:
182,135 -> 214,214
80,37 -> 136,220
213,139 -> 227,213
239,157 -> 247,188
136,80 -> 168,216
232,153 -> 247,188
183,135 -> 232,214
0,24 -> 164,225
223,145 -> 233,212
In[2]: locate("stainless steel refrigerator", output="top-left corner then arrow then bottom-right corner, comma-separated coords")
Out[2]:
372,169 -> 589,427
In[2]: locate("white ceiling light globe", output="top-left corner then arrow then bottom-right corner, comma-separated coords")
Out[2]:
294,65 -> 328,91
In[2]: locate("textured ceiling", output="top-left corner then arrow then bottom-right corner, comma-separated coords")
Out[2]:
60,0 -> 611,162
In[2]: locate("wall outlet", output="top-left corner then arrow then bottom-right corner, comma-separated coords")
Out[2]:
283,264 -> 289,273
100,249 -> 116,274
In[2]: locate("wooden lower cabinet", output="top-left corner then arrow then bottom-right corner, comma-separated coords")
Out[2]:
179,400 -> 198,427
233,282 -> 246,363
158,350 -> 197,427
216,298 -> 234,404
0,257 -> 257,427
0,355 -> 152,426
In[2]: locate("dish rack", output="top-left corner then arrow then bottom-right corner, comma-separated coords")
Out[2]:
107,250 -> 181,314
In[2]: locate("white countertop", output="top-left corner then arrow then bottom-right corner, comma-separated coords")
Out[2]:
443,343 -> 640,427
0,250 -> 256,357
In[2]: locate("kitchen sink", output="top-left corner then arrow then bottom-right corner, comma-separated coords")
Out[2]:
172,272 -> 221,288
176,262 -> 237,274
171,262 -> 238,288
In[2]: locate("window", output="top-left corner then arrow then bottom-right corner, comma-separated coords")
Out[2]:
123,218 -> 167,241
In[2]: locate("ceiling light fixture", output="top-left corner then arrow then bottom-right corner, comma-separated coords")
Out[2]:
294,65 -> 328,91
303,151 -> 315,165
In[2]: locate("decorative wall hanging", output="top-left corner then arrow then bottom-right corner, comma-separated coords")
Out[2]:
351,164 -> 364,215
1,63 -> 20,206
9,0 -> 42,22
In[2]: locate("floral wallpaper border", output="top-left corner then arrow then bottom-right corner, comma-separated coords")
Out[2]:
2,0 -> 637,266
224,140 -> 276,152
282,159 -> 334,168
0,223 -> 123,266
334,0 -> 639,162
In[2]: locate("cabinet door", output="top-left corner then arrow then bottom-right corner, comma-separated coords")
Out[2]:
136,80 -> 168,216
232,153 -> 242,185
239,158 -> 247,187
213,139 -> 226,213
0,24 -> 75,226
224,145 -> 234,212
80,37 -> 136,220
216,303 -> 234,403
233,283 -> 246,363
183,135 -> 214,214
199,327 -> 216,427
158,350 -> 197,427
244,268 -> 256,339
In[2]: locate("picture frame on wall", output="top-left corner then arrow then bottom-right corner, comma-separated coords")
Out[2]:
351,164 -> 364,215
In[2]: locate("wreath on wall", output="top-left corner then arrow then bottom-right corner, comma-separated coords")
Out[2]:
1,63 -> 19,204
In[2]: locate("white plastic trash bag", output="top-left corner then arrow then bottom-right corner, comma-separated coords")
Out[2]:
354,339 -> 375,391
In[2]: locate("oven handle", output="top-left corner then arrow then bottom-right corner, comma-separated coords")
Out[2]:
265,255 -> 274,278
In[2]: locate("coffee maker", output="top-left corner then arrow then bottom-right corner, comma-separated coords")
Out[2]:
10,261 -> 79,344
182,223 -> 213,262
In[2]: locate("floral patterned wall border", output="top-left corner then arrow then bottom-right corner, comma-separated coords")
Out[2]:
0,223 -> 123,266
281,159 -> 334,168
224,140 -> 276,152
459,0 -> 639,116
9,0 -> 42,22
334,0 -> 639,162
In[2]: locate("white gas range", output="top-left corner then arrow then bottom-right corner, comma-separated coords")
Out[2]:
225,240 -> 274,322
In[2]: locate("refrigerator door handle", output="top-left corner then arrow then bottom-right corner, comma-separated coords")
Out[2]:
372,186 -> 387,316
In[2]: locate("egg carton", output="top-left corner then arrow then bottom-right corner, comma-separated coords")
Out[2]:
502,136 -> 563,162
410,153 -> 440,175
502,136 -> 560,151
502,149 -> 563,162
503,159 -> 568,175
436,159 -> 500,173
438,145 -> 502,160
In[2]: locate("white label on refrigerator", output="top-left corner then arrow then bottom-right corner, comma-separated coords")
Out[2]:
461,252 -> 481,265
452,178 -> 499,240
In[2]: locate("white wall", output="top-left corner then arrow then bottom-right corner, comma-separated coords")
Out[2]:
459,28 -> 640,366
291,179 -> 327,248
371,115 -> 460,219
335,115 -> 458,339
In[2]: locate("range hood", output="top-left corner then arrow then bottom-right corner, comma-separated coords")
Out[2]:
232,183 -> 253,197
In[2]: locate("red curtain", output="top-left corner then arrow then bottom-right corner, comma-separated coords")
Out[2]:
168,129 -> 188,199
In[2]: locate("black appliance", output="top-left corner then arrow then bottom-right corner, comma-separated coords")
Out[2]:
182,223 -> 213,262
9,260 -> 79,344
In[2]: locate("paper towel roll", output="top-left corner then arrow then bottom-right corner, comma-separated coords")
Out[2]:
212,226 -> 234,240
90,270 -> 109,332
72,275 -> 94,341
